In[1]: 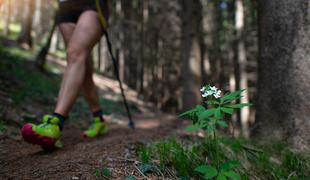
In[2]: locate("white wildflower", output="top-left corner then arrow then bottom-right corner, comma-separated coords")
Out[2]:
206,91 -> 212,96
214,90 -> 221,99
210,86 -> 218,92
200,85 -> 222,99
214,94 -> 221,99
202,90 -> 213,98
200,87 -> 206,92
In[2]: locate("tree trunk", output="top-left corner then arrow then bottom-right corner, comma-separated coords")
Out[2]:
209,0 -> 221,86
17,0 -> 35,48
180,0 -> 202,110
33,0 -> 42,36
234,0 -> 250,137
255,0 -> 310,150
3,0 -> 12,35
121,0 -> 134,88
139,0 -> 148,95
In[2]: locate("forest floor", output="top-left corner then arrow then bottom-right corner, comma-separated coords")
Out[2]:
0,43 -> 184,179
2,40 -> 309,180
0,113 -> 180,179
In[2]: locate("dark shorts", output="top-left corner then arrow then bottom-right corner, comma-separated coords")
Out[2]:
56,0 -> 109,25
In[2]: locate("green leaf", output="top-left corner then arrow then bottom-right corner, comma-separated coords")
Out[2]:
227,103 -> 252,109
220,160 -> 240,171
206,100 -> 220,105
196,105 -> 207,111
205,167 -> 218,179
220,89 -> 245,104
179,109 -> 195,118
216,173 -> 227,180
194,165 -> 209,173
198,108 -> 216,120
195,165 -> 218,178
94,167 -> 112,178
185,123 -> 202,132
224,170 -> 241,180
215,108 -> 222,119
194,165 -> 208,174
217,120 -> 228,127
220,107 -> 234,114
179,105 -> 206,118
102,168 -> 112,178
94,169 -> 101,177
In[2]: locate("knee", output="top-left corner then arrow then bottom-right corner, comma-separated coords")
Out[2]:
66,46 -> 88,65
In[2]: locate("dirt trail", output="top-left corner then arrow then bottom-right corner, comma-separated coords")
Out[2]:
0,113 -> 179,179
0,56 -> 183,179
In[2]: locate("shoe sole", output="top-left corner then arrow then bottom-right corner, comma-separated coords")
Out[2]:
21,123 -> 57,150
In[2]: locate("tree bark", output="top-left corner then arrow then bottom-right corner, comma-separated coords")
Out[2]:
255,0 -> 310,150
3,0 -> 12,35
234,0 -> 250,137
139,0 -> 148,95
180,0 -> 202,110
17,0 -> 35,48
209,0 -> 221,86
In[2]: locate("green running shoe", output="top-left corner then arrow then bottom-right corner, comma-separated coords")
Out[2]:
83,117 -> 108,138
21,115 -> 63,150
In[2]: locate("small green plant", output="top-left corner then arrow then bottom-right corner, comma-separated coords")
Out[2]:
136,138 -> 200,178
281,150 -> 310,178
194,160 -> 241,180
137,146 -> 151,163
135,85 -> 308,179
154,138 -> 195,177
180,85 -> 251,136
180,85 -> 252,179
94,167 -> 112,179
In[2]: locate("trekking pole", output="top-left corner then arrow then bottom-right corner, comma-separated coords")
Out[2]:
104,31 -> 135,129
95,0 -> 135,129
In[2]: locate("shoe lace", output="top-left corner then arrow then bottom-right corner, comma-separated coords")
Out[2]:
39,115 -> 53,128
40,122 -> 50,128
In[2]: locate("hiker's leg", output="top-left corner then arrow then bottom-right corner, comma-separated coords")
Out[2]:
58,23 -> 101,113
83,59 -> 102,112
57,23 -> 75,105
55,11 -> 103,116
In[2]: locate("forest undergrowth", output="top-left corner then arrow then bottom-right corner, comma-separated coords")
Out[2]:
0,42 -> 309,180
135,86 -> 310,180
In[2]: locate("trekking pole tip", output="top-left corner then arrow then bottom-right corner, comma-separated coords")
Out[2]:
128,121 -> 135,129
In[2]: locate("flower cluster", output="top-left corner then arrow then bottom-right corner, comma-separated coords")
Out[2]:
200,85 -> 221,99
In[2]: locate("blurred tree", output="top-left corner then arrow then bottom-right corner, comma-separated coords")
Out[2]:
17,0 -> 35,48
234,0 -> 250,137
180,0 -> 203,110
255,0 -> 310,150
3,0 -> 12,35
209,0 -> 221,86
